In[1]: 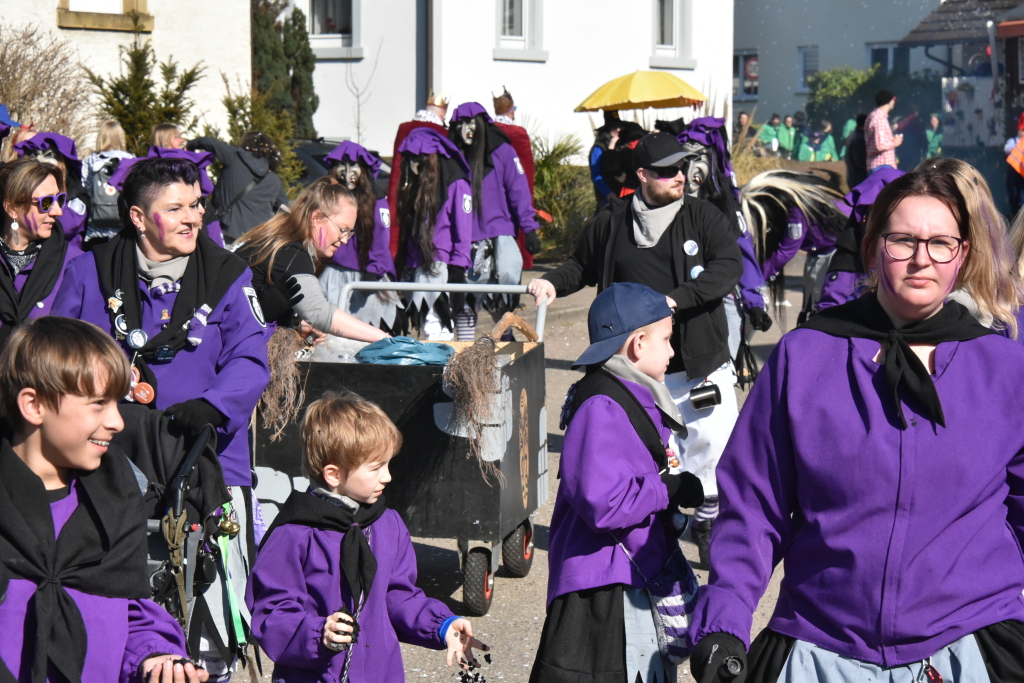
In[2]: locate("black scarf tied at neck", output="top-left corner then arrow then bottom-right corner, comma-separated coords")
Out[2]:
261,489 -> 387,604
0,220 -> 68,349
802,292 -> 995,429
92,228 -> 247,397
0,438 -> 149,683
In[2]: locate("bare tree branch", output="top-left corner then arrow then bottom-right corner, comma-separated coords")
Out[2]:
344,38 -> 383,144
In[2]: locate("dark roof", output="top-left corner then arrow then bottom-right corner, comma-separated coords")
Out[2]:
901,0 -> 1024,45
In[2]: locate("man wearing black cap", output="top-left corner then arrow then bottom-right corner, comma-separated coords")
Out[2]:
528,132 -> 742,567
865,89 -> 902,173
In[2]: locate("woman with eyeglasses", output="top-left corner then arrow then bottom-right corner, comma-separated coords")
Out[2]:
0,158 -> 82,347
690,168 -> 1024,682
235,176 -> 388,343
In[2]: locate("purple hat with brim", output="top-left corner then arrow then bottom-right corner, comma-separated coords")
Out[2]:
109,146 -> 216,195
324,141 -> 382,176
398,128 -> 471,176
14,132 -> 81,177
450,102 -> 492,123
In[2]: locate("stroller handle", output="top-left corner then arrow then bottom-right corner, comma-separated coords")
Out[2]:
170,424 -> 216,519
337,282 -> 548,342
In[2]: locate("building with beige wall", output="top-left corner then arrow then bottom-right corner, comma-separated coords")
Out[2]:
2,0 -> 251,144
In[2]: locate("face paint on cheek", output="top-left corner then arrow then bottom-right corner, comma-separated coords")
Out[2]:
153,212 -> 166,240
317,225 -> 327,250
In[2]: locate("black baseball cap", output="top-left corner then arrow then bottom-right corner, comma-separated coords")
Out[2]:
632,133 -> 685,171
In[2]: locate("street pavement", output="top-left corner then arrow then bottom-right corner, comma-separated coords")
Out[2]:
258,257 -> 807,682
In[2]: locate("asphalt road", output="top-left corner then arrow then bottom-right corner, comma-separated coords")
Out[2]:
257,257 -> 808,682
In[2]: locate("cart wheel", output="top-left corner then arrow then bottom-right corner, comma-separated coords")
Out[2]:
502,521 -> 534,578
462,547 -> 494,616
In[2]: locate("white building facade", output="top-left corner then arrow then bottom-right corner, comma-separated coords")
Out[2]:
293,0 -> 735,156
733,0 -> 938,124
4,0 -> 251,138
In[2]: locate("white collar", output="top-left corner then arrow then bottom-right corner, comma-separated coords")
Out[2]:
413,110 -> 446,127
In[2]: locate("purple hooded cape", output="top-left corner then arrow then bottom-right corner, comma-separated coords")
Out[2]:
14,133 -> 81,178
323,141 -> 382,177
676,117 -> 736,194
450,102 -> 493,123
397,128 -> 471,175
844,167 -> 905,224
109,146 -> 216,196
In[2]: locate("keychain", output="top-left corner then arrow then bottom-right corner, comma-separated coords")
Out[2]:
915,658 -> 942,683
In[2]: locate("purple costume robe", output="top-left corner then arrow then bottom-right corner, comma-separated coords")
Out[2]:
245,506 -> 453,682
761,206 -> 840,281
330,197 -> 396,277
0,233 -> 82,325
736,230 -> 766,311
689,328 -> 1024,666
547,378 -> 673,605
0,481 -> 187,682
50,254 -> 270,486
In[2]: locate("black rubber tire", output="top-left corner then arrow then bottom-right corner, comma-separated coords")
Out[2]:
462,547 -> 494,616
501,521 -> 534,578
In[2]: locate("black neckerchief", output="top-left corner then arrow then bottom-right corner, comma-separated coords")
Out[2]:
0,437 -> 149,683
261,489 -> 387,605
801,292 -> 995,429
0,221 -> 68,348
481,122 -> 511,178
92,228 -> 248,395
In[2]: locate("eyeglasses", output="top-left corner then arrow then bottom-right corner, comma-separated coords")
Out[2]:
326,214 -> 355,242
881,232 -> 964,263
646,166 -> 685,180
32,193 -> 67,213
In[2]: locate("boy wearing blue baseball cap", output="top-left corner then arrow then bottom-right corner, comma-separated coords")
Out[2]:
529,282 -> 703,683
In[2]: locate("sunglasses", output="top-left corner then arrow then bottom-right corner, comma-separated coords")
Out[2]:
32,193 -> 67,213
645,166 -> 685,180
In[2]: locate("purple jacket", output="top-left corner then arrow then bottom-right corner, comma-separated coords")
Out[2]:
0,482 -> 186,682
736,230 -> 766,311
761,207 -> 838,281
845,167 -> 905,224
690,328 -> 1024,666
246,507 -> 453,682
50,254 -> 271,486
817,270 -> 862,311
403,178 -> 474,270
0,235 -> 82,324
473,141 -> 538,241
547,379 -> 673,605
330,197 -> 396,277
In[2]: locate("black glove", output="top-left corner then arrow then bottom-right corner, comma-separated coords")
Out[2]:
257,275 -> 304,325
691,633 -> 747,683
447,265 -> 467,314
524,230 -> 542,255
166,399 -> 226,437
747,307 -> 772,333
661,471 -> 705,509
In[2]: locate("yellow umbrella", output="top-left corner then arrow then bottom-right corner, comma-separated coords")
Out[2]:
574,70 -> 707,112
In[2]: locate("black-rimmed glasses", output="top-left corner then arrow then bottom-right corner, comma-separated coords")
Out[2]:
882,232 -> 964,264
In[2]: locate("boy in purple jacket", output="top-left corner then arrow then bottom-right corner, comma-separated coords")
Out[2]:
530,282 -> 704,683
246,391 -> 487,682
0,317 -> 206,683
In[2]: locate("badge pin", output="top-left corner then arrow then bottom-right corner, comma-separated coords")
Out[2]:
154,345 -> 177,362
114,289 -> 123,300
35,301 -> 44,309
108,297 -> 122,313
690,265 -> 705,279
114,314 -> 128,335
130,366 -> 141,385
132,382 -> 155,405
160,309 -> 171,321
683,240 -> 699,256
127,328 -> 148,350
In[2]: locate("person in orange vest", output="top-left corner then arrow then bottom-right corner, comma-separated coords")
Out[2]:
387,91 -> 450,257
1006,112 -> 1024,217
492,87 -> 545,269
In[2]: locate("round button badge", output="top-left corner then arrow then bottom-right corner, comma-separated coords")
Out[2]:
683,240 -> 699,256
132,382 -> 155,405
127,329 -> 148,350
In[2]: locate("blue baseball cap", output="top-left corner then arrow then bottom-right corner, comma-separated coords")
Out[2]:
573,282 -> 673,368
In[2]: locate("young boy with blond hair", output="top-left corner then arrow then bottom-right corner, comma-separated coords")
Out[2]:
246,390 -> 487,682
0,316 -> 205,683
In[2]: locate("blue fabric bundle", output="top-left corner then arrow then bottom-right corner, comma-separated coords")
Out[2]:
355,336 -> 455,366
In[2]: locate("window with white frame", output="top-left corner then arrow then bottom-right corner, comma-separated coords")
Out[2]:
650,0 -> 696,70
493,0 -> 547,62
68,0 -> 121,12
734,51 -> 758,100
798,45 -> 819,92
304,0 -> 363,60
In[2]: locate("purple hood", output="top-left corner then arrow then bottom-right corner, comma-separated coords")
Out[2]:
14,132 -> 81,177
398,128 -> 472,176
677,117 -> 736,196
323,141 -> 382,176
450,101 -> 492,123
110,146 -> 216,195
845,167 -> 906,223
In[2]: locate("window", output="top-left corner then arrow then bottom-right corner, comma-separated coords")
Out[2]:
734,52 -> 758,100
657,0 -> 674,47
312,0 -> 352,38
502,0 -> 523,38
493,0 -> 547,62
867,43 -> 910,75
57,0 -> 154,32
799,45 -> 819,91
649,0 -> 696,70
306,0 -> 363,60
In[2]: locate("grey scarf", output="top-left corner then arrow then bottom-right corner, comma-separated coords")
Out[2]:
313,487 -> 360,512
632,193 -> 682,249
602,354 -> 684,432
136,245 -> 189,289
